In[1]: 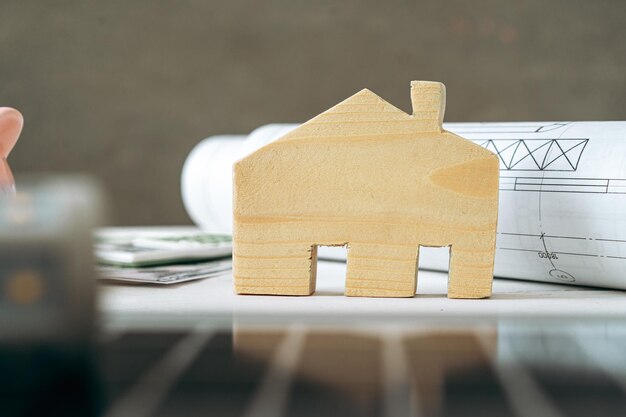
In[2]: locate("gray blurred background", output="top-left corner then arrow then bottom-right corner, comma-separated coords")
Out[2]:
1,0 -> 625,225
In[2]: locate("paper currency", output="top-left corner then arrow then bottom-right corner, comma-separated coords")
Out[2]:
98,260 -> 232,285
94,232 -> 232,267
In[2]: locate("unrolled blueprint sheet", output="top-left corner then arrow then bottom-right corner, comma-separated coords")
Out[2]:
182,122 -> 626,290
439,121 -> 626,290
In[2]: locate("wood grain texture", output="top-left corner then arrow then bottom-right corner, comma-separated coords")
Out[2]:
233,81 -> 499,298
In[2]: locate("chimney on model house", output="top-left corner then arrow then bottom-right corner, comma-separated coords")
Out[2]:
410,81 -> 446,132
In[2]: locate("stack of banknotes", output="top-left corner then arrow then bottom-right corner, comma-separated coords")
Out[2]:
95,229 -> 232,284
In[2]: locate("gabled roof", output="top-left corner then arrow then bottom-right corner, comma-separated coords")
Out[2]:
311,88 -> 412,122
276,89 -> 418,143
257,82 -> 493,160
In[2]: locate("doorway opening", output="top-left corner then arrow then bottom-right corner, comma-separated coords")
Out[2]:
417,245 -> 451,294
316,244 -> 348,294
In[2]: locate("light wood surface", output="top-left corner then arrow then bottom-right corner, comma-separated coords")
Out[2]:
233,81 -> 499,298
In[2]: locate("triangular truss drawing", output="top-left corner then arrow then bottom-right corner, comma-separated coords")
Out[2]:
478,138 -> 588,171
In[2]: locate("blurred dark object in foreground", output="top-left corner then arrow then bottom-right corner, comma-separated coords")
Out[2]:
0,176 -> 105,416
0,347 -> 101,416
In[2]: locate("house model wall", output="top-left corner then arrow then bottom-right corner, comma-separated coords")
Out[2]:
233,81 -> 499,298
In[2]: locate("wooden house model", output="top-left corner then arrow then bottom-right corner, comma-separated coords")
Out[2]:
233,81 -> 499,298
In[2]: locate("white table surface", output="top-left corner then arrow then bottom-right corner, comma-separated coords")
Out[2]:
100,259 -> 626,320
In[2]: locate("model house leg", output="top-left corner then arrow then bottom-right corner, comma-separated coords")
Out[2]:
448,245 -> 494,299
345,244 -> 418,297
233,243 -> 317,296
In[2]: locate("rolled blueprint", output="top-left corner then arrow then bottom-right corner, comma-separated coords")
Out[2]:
182,122 -> 626,290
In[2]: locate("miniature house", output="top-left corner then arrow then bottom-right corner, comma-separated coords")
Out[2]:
233,81 -> 499,298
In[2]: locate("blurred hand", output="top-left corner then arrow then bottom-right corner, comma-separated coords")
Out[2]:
0,108 -> 23,193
